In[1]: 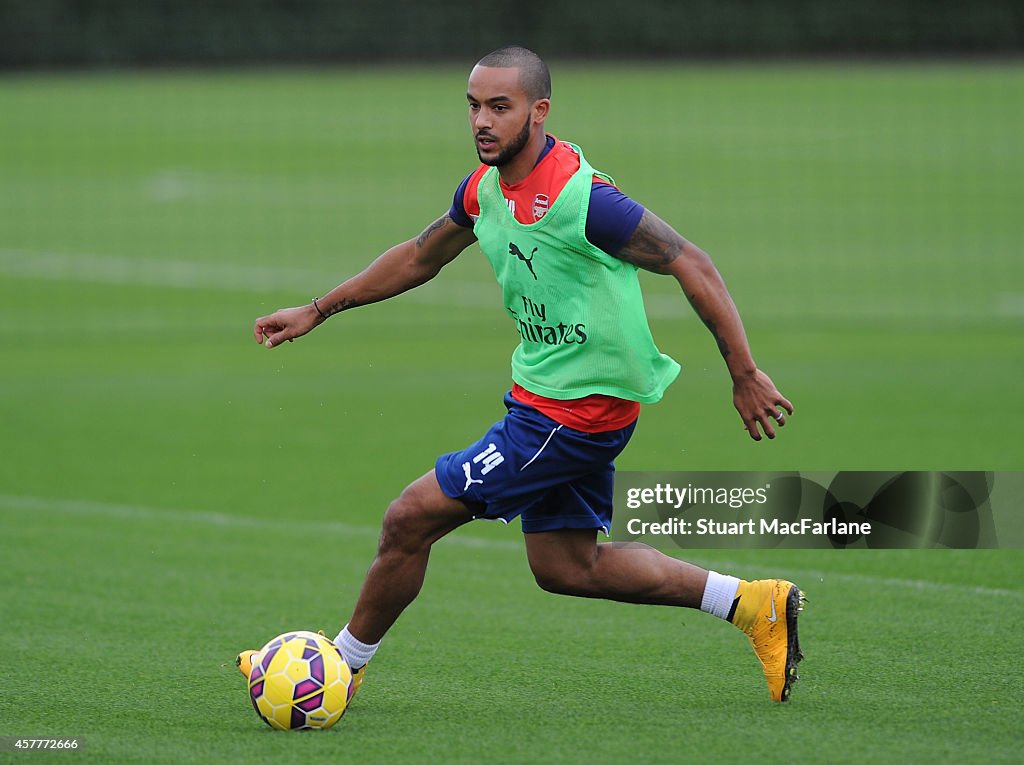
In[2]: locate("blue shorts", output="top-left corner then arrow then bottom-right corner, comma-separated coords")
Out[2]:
435,392 -> 636,533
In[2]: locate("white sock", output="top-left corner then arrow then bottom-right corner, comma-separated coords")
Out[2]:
334,625 -> 380,669
700,571 -> 741,621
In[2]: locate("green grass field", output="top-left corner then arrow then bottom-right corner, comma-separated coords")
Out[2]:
1,63 -> 1022,763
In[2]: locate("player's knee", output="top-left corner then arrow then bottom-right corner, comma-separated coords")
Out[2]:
530,561 -> 593,597
378,490 -> 431,555
533,570 -> 572,595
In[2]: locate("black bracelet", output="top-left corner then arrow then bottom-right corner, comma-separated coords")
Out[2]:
312,297 -> 328,320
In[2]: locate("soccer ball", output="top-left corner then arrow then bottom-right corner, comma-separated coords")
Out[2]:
246,630 -> 353,731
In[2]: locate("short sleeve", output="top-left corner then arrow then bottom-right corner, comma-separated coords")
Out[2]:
585,182 -> 645,255
449,172 -> 475,229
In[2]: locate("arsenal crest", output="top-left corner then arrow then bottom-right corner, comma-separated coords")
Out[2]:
532,194 -> 550,221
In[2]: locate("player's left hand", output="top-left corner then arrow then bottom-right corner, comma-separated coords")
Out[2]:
732,369 -> 793,441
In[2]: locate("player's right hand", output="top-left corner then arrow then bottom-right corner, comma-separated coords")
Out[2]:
253,304 -> 323,348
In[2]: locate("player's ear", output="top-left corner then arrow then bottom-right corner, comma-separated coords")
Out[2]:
533,98 -> 550,124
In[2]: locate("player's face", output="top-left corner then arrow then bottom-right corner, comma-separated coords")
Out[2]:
467,65 -> 538,167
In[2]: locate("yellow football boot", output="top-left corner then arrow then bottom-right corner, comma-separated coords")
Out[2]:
236,649 -> 257,678
730,579 -> 806,702
348,663 -> 366,702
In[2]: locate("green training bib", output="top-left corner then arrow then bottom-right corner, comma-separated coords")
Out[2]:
473,142 -> 680,403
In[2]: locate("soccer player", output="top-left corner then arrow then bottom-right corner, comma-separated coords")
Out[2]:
241,46 -> 804,702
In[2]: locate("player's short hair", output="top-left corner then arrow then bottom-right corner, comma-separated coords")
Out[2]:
476,46 -> 552,103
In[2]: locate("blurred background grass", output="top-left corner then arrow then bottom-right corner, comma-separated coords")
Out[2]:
0,64 -> 1020,524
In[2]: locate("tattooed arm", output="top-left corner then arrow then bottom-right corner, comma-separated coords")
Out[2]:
614,209 -> 793,440
254,213 -> 477,348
